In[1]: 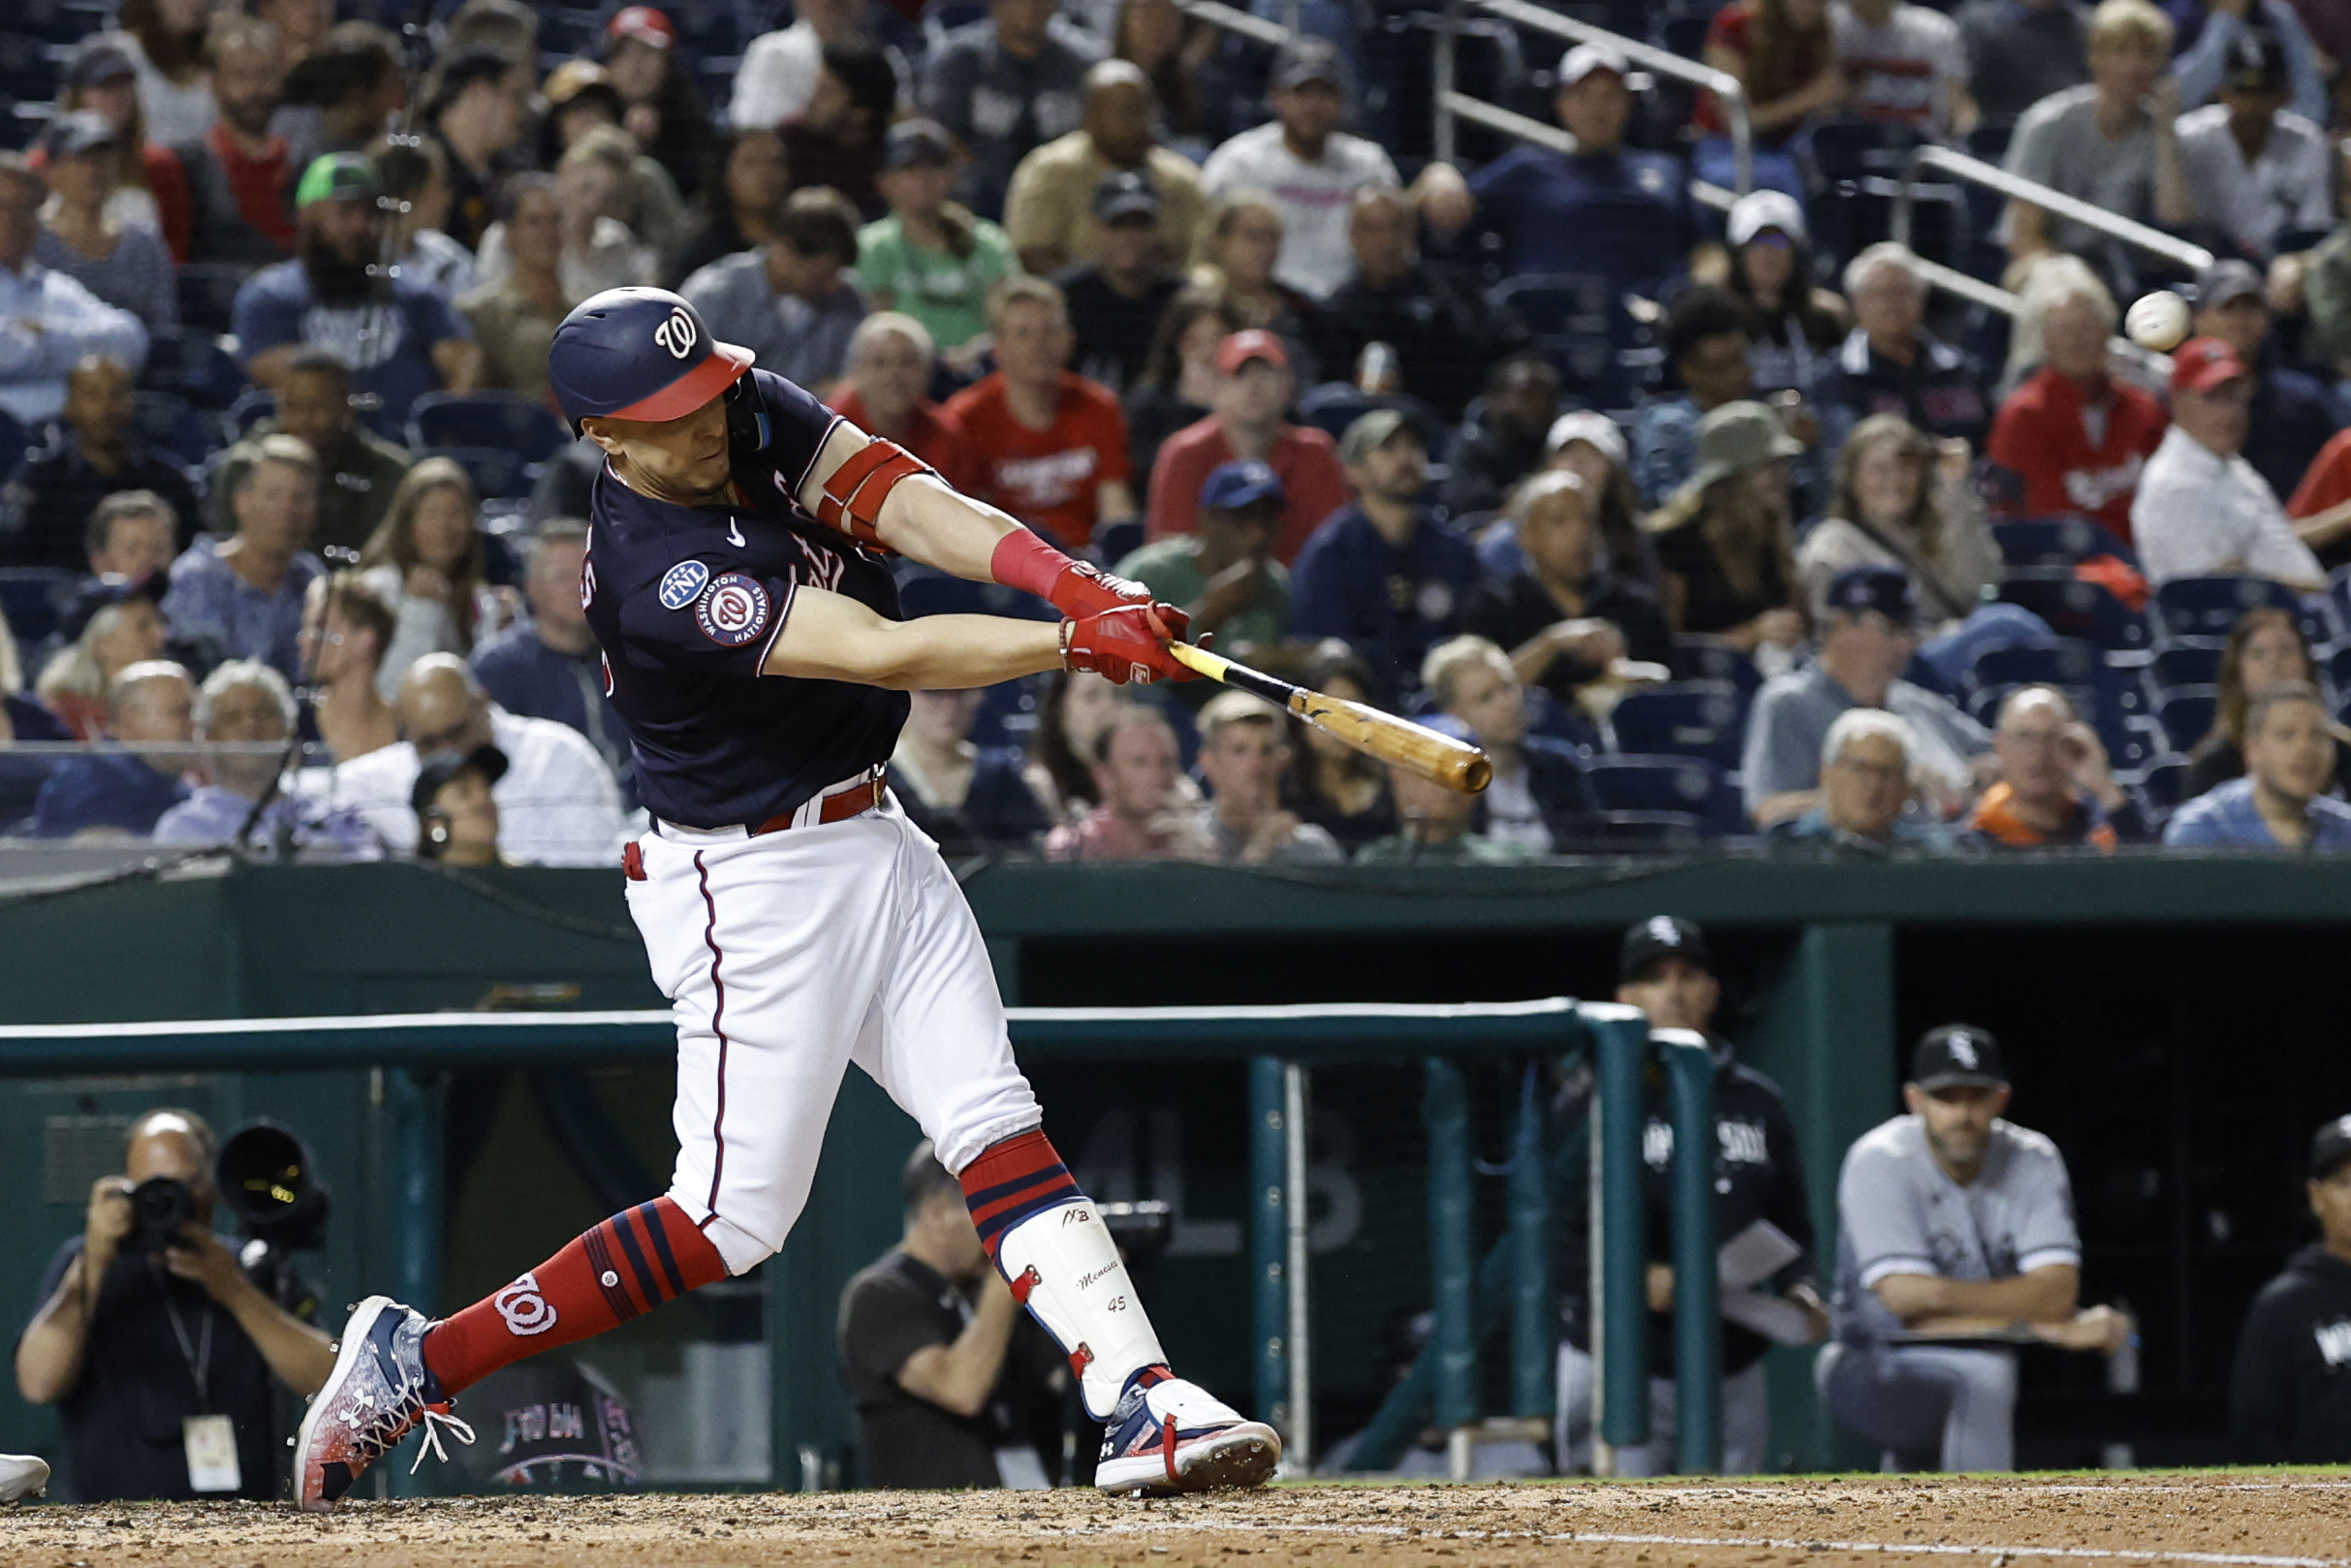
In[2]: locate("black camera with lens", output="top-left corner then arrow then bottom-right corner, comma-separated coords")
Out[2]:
124,1176 -> 197,1253
217,1121 -> 330,1252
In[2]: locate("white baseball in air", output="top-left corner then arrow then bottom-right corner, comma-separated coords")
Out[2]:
2124,290 -> 2192,352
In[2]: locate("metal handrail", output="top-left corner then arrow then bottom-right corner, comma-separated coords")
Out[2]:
1890,142 -> 2212,276
1454,0 -> 1752,198
1172,0 -> 1292,49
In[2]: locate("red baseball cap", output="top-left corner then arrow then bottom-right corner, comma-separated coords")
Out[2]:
1215,329 -> 1288,375
608,6 -> 674,49
2170,335 -> 2248,397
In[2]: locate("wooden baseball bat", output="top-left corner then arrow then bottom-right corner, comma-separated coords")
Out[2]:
1166,643 -> 1492,795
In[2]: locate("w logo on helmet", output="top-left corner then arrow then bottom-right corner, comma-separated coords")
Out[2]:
653,306 -> 698,360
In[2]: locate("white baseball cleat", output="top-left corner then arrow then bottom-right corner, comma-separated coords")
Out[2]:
0,1453 -> 50,1504
1094,1376 -> 1282,1496
293,1296 -> 473,1512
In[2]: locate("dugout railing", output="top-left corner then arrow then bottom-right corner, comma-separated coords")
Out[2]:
0,999 -> 1722,1487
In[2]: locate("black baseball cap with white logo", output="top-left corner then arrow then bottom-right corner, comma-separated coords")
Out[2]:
1619,915 -> 1710,984
1912,1024 -> 2006,1092
2311,1113 -> 2351,1180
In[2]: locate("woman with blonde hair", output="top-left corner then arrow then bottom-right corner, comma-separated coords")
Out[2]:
358,458 -> 501,699
1193,192 -> 1320,384
474,126 -> 654,303
1645,401 -> 1807,661
42,40 -> 177,247
35,586 -> 172,741
1799,413 -> 2049,684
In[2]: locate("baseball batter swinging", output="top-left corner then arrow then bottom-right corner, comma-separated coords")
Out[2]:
293,287 -> 1279,1508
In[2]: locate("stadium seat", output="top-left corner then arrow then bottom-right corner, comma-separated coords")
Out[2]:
1963,638 -> 2104,698
228,389 -> 276,436
2136,756 -> 2191,818
2148,576 -> 2303,644
1601,680 -> 1746,769
1991,516 -> 2137,570
1094,519 -> 1144,568
407,392 -> 569,465
1491,273 -> 1662,412
0,37 -> 62,106
970,674 -> 1043,751
1583,755 -> 1745,836
420,446 -> 532,500
1998,570 -> 2147,650
0,567 -> 80,646
10,0 -> 110,42
2148,642 -> 2225,692
893,563 -> 1057,622
1669,634 -> 1762,700
1295,384 -> 1448,460
2329,643 -> 2351,701
175,265 -> 249,336
2152,686 -> 2217,755
141,330 -> 247,411
132,392 -> 226,471
0,406 -> 28,468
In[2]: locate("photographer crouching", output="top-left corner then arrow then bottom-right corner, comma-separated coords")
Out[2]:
13,1111 -> 336,1501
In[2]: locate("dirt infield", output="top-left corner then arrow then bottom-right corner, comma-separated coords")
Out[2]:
7,1474 -> 2351,1568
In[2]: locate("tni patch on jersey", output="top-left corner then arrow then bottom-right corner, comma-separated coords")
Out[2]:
697,572 -> 771,646
659,559 -> 711,611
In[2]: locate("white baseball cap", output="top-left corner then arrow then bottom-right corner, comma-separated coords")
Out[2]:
1727,188 -> 1807,249
1558,42 -> 1634,89
1545,409 -> 1628,468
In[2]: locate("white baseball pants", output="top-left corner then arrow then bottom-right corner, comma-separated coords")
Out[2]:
1816,1341 -> 2019,1472
625,794 -> 1043,1275
1554,1342 -> 1771,1475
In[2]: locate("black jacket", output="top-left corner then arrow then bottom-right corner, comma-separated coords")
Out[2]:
1317,261 -> 1528,423
2231,1242 -> 2351,1462
1557,1042 -> 1817,1377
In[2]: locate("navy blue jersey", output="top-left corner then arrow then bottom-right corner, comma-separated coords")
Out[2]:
582,368 -> 909,830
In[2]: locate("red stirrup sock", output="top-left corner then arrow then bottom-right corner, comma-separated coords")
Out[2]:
421,1197 -> 728,1397
958,1128 -> 1082,1265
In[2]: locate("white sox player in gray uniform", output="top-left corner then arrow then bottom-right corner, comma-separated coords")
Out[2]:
1819,1025 -> 2130,1471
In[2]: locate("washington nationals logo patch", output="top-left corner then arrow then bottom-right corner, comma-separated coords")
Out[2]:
658,559 -> 709,611
696,572 -> 771,646
494,1271 -> 556,1335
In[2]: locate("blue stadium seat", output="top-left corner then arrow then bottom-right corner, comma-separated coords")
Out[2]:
420,446 -> 532,500
1998,570 -> 2147,650
228,389 -> 276,436
2330,643 -> 2351,701
407,392 -> 569,464
1583,755 -> 1745,836
1669,634 -> 1762,700
0,406 -> 29,468
1491,273 -> 1661,411
2149,642 -> 2225,692
0,37 -> 62,106
1963,637 -> 2104,698
132,392 -> 225,471
2153,686 -> 2217,755
2148,576 -> 2304,645
1294,384 -> 1448,460
175,265 -> 248,336
141,330 -> 247,411
971,674 -> 1043,751
0,568 -> 80,646
1991,516 -> 2137,569
10,0 -> 110,41
2136,756 -> 2191,817
1601,680 -> 1746,769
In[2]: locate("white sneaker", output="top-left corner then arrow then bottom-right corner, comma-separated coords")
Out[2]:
1094,1376 -> 1281,1496
0,1454 -> 49,1504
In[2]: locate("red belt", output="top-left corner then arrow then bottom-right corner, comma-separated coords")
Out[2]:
749,770 -> 886,835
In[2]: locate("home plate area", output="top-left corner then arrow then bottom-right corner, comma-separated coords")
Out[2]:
8,1476 -> 2351,1568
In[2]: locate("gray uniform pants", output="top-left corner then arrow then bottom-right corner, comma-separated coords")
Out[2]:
1816,1341 -> 2018,1472
1555,1342 -> 1771,1475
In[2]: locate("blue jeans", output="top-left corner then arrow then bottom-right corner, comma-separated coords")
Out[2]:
1918,603 -> 2058,688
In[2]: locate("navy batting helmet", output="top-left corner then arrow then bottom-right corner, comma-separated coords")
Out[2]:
548,287 -> 753,429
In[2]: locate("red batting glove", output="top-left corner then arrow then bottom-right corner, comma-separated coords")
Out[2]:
1058,604 -> 1198,686
990,529 -> 1192,640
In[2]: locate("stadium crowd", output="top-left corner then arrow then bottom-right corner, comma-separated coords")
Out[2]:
16,0 -> 2351,860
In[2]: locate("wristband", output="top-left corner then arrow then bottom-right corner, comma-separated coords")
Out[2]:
990,527 -> 1077,600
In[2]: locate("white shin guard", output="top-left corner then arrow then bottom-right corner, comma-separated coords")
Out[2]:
995,1199 -> 1168,1420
